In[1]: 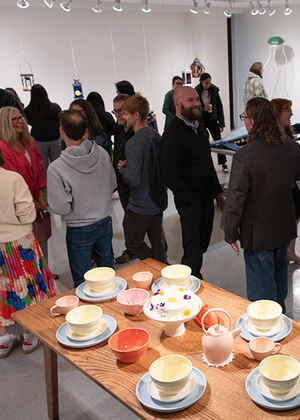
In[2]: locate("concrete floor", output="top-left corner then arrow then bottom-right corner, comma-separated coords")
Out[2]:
2,153 -> 300,419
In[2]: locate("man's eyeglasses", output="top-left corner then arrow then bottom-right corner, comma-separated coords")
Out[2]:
239,113 -> 248,122
12,116 -> 23,122
112,109 -> 123,116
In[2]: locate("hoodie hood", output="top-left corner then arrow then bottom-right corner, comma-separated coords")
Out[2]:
60,139 -> 101,174
247,71 -> 262,80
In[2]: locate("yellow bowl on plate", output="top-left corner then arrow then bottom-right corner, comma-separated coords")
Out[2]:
149,355 -> 192,395
161,264 -> 191,287
259,355 -> 300,395
247,300 -> 282,331
66,305 -> 102,336
84,267 -> 115,293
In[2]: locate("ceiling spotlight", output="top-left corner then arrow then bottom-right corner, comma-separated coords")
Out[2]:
190,0 -> 198,14
141,0 -> 151,12
92,0 -> 102,13
113,0 -> 123,11
257,1 -> 266,14
250,2 -> 258,15
224,2 -> 232,17
17,0 -> 29,8
203,0 -> 211,14
267,0 -> 275,15
284,0 -> 292,14
60,0 -> 72,11
44,0 -> 54,8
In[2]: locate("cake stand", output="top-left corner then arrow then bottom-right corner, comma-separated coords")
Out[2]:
143,295 -> 202,337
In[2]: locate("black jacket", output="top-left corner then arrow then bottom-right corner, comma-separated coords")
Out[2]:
195,83 -> 225,128
161,116 -> 222,207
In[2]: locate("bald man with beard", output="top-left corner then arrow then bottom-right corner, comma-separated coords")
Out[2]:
161,86 -> 225,279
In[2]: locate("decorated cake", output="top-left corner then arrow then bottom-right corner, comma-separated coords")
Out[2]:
148,285 -> 195,320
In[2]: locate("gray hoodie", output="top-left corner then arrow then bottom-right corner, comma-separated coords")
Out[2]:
47,139 -> 116,227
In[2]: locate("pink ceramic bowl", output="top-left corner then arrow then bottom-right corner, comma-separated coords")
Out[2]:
117,288 -> 149,315
132,271 -> 153,289
108,328 -> 150,363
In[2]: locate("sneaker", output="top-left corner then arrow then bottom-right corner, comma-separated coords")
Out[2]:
53,274 -> 59,280
222,164 -> 229,174
0,333 -> 22,359
22,334 -> 43,354
115,250 -> 136,264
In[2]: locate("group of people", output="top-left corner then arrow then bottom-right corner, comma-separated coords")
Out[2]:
0,67 -> 299,358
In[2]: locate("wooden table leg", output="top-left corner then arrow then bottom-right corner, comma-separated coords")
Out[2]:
43,345 -> 59,420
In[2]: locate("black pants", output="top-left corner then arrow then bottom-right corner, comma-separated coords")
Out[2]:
204,118 -> 227,166
123,210 -> 167,263
175,197 -> 214,279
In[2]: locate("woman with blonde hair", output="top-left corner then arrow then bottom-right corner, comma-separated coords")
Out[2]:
271,98 -> 300,264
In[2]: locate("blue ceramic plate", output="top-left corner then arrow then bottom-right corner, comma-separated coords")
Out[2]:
56,314 -> 117,349
236,314 -> 292,342
245,367 -> 300,410
76,277 -> 127,302
136,367 -> 206,413
151,276 -> 201,294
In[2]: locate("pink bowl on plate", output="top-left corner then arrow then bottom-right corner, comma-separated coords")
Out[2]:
117,288 -> 149,315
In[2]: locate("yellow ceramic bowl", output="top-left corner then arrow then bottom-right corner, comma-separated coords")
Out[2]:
149,355 -> 192,395
259,355 -> 300,395
161,264 -> 191,287
84,267 -> 115,293
66,305 -> 102,336
247,300 -> 282,331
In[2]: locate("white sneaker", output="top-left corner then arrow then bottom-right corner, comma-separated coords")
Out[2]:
0,333 -> 22,359
22,334 -> 43,354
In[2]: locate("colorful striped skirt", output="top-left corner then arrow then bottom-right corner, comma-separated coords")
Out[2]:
0,231 -> 59,327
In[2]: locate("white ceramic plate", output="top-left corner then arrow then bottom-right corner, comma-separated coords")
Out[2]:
56,314 -> 117,349
245,367 -> 300,410
244,317 -> 284,337
256,375 -> 300,402
76,277 -> 127,302
136,367 -> 206,413
65,318 -> 107,341
147,376 -> 195,403
152,275 -> 201,294
83,280 -> 119,297
236,314 -> 292,342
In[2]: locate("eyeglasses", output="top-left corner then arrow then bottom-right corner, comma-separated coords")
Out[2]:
112,109 -> 123,116
282,109 -> 292,113
174,82 -> 183,86
239,113 -> 249,122
12,115 -> 23,122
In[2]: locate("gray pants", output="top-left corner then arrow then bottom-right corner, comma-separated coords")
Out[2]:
36,139 -> 61,177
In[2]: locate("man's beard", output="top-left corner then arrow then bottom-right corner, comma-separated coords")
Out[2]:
180,104 -> 202,121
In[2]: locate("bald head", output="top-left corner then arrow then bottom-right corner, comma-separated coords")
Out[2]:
174,86 -> 202,122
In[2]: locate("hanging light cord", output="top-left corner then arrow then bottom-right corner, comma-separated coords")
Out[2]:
67,14 -> 77,75
109,19 -> 118,81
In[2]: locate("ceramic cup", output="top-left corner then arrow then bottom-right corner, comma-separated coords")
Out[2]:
247,300 -> 282,331
50,295 -> 79,316
132,271 -> 153,290
84,267 -> 115,293
66,305 -> 102,336
249,337 -> 282,361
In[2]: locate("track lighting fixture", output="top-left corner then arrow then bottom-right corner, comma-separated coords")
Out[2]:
190,0 -> 198,14
44,0 -> 54,8
142,0 -> 151,12
17,0 -> 29,8
60,0 -> 72,11
267,0 -> 276,15
203,0 -> 211,14
284,0 -> 292,14
92,0 -> 102,13
257,1 -> 266,14
250,2 -> 258,15
224,2 -> 232,17
113,0 -> 123,11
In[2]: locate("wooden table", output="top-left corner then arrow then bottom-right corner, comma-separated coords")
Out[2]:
12,258 -> 300,420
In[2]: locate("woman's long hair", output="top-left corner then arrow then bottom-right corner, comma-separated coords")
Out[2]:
246,97 -> 284,145
69,99 -> 103,136
24,84 -> 52,121
0,106 -> 33,150
271,98 -> 296,139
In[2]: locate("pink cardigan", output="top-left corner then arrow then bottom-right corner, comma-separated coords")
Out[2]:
0,139 -> 46,201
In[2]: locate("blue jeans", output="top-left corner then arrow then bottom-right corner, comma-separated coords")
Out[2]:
66,216 -> 114,288
243,244 -> 288,313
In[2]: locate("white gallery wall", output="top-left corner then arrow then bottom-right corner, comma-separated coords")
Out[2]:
231,6 -> 300,129
0,3 -> 229,134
